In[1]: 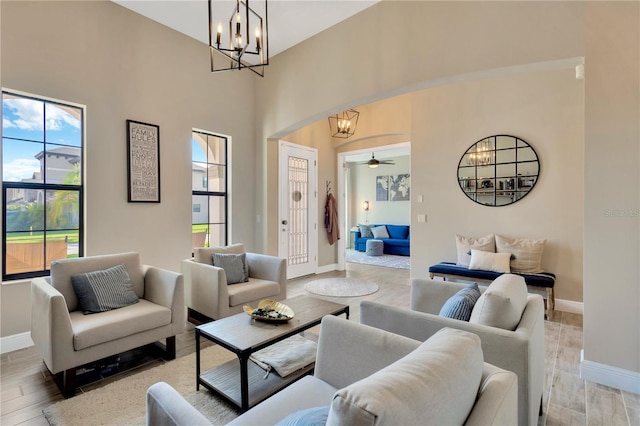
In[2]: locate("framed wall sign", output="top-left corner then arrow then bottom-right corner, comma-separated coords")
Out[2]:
127,120 -> 160,203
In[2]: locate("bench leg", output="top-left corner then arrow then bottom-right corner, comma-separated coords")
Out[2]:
546,287 -> 555,319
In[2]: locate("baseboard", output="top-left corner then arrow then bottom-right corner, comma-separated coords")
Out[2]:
0,332 -> 34,354
581,350 -> 640,394
316,263 -> 337,274
555,298 -> 583,315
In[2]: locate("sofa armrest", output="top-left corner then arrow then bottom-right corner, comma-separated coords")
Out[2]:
30,277 -> 75,373
246,253 -> 286,291
143,265 -> 185,330
465,363 -> 518,426
181,259 -> 228,319
314,315 -> 420,390
146,382 -> 211,426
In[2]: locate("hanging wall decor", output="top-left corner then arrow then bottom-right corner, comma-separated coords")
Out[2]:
376,175 -> 389,201
127,120 -> 160,203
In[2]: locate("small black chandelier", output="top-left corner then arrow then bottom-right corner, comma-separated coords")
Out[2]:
208,0 -> 269,77
328,109 -> 360,138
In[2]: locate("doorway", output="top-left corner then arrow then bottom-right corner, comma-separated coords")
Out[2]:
278,141 -> 318,279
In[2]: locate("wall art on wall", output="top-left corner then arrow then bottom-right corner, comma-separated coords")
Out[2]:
127,119 -> 160,203
390,174 -> 410,201
376,175 -> 389,201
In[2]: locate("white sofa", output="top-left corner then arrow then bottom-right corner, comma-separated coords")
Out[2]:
360,275 -> 545,426
147,315 -> 518,425
31,252 -> 185,397
181,244 -> 286,323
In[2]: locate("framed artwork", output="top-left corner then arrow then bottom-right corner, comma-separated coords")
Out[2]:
390,174 -> 410,201
127,120 -> 160,203
376,175 -> 388,201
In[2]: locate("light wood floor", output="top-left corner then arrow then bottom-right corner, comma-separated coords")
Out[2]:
1,262 -> 639,425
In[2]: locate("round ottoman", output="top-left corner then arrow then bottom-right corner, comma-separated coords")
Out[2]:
366,239 -> 384,256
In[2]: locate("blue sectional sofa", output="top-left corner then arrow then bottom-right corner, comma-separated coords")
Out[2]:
355,224 -> 410,256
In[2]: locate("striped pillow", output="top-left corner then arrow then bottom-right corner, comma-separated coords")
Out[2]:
439,283 -> 481,321
71,264 -> 139,314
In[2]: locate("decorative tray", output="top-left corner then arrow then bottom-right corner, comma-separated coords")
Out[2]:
243,299 -> 295,322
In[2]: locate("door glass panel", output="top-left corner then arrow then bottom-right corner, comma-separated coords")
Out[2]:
288,156 -> 309,266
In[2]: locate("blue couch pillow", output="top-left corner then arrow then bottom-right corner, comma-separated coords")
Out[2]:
439,283 -> 481,321
386,224 -> 409,239
276,406 -> 330,426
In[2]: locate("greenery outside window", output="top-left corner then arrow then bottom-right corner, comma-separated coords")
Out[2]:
191,130 -> 227,251
2,91 -> 84,280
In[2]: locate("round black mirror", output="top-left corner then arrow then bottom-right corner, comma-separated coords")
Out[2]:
457,135 -> 540,206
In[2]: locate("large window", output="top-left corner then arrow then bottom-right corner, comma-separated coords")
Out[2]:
191,130 -> 227,250
2,91 -> 84,280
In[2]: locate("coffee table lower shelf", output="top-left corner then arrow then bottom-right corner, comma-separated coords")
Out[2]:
198,358 -> 314,410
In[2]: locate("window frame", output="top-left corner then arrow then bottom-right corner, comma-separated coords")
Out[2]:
191,130 -> 228,249
2,90 -> 85,281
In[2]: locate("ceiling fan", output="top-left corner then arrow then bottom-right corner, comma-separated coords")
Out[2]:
356,153 -> 395,168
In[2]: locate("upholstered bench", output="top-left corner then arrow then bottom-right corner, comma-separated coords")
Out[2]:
428,262 -> 556,318
365,239 -> 384,256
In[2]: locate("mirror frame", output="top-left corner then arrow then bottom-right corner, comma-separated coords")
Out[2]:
457,134 -> 540,207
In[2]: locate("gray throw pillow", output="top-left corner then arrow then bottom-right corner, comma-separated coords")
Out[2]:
275,406 -> 329,426
358,224 -> 374,238
439,283 -> 481,321
212,252 -> 249,284
71,264 -> 139,314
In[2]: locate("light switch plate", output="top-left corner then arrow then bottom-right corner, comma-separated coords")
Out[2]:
417,214 -> 426,223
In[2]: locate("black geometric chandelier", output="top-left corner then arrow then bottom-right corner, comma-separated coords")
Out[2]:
208,0 -> 269,77
328,109 -> 360,138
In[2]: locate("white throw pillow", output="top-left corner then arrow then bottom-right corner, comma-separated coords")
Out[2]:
469,274 -> 528,330
371,225 -> 390,239
455,234 -> 495,267
468,249 -> 511,273
495,234 -> 546,273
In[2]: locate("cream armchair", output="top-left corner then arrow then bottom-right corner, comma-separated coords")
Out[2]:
30,252 -> 185,398
181,244 -> 286,323
360,277 -> 545,426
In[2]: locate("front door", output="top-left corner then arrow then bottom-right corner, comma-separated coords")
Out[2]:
278,141 -> 317,279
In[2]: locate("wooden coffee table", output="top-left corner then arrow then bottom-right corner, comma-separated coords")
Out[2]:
195,295 -> 349,411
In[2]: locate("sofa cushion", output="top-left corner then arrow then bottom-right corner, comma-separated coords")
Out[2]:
51,252 -> 144,312
275,406 -> 329,426
372,225 -> 390,239
71,264 -> 139,314
468,249 -> 511,273
212,252 -> 249,284
358,224 -> 374,238
470,274 -> 528,330
455,234 -> 495,267
439,283 -> 481,321
227,279 -> 282,307
495,234 -> 546,274
386,225 -> 409,240
327,328 -> 483,426
71,299 -> 171,350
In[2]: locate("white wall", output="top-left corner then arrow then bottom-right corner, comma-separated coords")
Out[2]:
0,1 -> 257,337
348,155 -> 411,227
411,69 -> 584,303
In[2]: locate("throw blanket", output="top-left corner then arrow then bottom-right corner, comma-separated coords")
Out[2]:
250,335 -> 317,378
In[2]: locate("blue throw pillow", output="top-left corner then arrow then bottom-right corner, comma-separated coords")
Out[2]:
439,283 -> 481,321
386,224 -> 409,239
275,406 -> 330,426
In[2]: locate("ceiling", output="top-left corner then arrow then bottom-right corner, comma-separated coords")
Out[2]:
112,0 -> 379,57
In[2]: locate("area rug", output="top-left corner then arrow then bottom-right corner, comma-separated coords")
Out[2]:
43,345 -> 239,425
305,277 -> 379,297
346,249 -> 410,270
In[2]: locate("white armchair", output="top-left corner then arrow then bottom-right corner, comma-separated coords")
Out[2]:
181,244 -> 286,323
30,252 -> 184,398
360,276 -> 545,426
